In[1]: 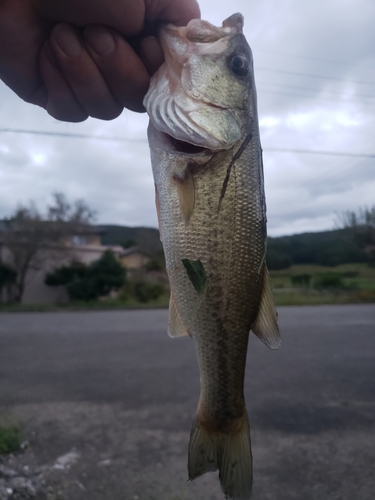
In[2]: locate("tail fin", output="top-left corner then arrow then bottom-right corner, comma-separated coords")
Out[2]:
188,412 -> 253,499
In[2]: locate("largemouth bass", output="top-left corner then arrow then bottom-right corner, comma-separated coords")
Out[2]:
144,13 -> 280,499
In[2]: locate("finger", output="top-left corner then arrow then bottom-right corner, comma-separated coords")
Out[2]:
140,36 -> 165,76
39,40 -> 88,122
36,0 -> 145,37
50,23 -> 123,120
84,25 -> 150,112
24,83 -> 49,109
144,0 -> 201,26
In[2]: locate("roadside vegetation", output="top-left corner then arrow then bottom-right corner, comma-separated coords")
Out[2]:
270,262 -> 375,306
1,203 -> 375,311
0,423 -> 21,454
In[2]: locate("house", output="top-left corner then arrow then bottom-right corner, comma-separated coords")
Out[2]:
119,246 -> 151,270
0,224 -> 124,305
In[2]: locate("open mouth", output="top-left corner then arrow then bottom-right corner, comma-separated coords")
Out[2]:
169,136 -> 207,154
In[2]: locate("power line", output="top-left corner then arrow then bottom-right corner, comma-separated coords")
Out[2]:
257,80 -> 375,101
256,49 -> 374,70
256,66 -> 375,87
258,88 -> 375,105
0,127 -> 147,143
297,156 -> 374,191
264,148 -> 375,158
1,127 -> 375,159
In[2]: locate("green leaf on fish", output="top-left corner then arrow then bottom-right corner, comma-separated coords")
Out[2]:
182,259 -> 207,294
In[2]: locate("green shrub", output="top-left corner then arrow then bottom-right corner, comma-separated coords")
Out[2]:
313,273 -> 344,289
66,277 -> 99,301
0,261 -> 17,288
0,425 -> 21,454
90,250 -> 126,295
341,270 -> 359,278
46,251 -> 126,301
290,273 -> 311,287
45,261 -> 88,285
133,282 -> 165,303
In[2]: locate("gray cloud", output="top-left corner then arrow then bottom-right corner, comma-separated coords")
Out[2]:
0,0 -> 374,237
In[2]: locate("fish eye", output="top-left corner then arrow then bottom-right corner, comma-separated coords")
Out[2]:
229,54 -> 249,78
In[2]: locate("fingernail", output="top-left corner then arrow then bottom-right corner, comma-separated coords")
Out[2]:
85,26 -> 115,57
54,24 -> 82,57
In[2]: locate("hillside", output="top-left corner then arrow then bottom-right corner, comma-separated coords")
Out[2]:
98,225 -> 366,270
267,228 -> 365,269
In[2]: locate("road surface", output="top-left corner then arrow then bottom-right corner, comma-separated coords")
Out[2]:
0,305 -> 374,499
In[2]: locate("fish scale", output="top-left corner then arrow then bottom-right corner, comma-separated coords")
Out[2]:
144,13 -> 280,500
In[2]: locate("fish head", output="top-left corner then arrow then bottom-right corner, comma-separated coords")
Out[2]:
144,13 -> 256,152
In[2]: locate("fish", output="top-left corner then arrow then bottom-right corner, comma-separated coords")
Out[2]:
143,13 -> 281,500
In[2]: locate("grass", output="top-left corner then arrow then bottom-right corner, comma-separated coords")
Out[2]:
270,262 -> 375,306
0,423 -> 21,454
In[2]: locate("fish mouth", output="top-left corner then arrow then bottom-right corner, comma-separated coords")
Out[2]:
169,136 -> 208,154
167,132 -> 212,155
147,123 -> 213,156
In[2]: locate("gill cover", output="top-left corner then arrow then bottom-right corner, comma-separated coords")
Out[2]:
143,14 -> 253,150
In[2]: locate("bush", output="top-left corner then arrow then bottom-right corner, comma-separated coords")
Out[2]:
290,274 -> 311,287
133,282 -> 165,303
46,251 -> 126,301
45,261 -> 87,285
313,273 -> 344,289
90,250 -> 126,295
341,270 -> 359,278
66,277 -> 100,301
0,262 -> 17,288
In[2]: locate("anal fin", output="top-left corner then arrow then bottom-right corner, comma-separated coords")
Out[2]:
252,266 -> 281,349
168,294 -> 190,338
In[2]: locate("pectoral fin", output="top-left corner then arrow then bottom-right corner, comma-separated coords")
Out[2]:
252,266 -> 281,349
155,185 -> 162,241
168,294 -> 190,338
173,169 -> 195,224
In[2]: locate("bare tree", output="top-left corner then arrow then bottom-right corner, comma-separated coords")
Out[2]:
2,193 -> 96,302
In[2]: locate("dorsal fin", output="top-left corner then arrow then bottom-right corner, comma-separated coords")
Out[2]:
168,294 -> 190,337
252,266 -> 281,349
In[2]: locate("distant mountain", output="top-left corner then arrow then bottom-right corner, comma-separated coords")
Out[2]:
267,228 -> 365,269
98,225 -> 365,270
97,225 -> 163,256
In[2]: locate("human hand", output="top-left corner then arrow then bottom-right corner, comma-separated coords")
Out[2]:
0,0 -> 200,121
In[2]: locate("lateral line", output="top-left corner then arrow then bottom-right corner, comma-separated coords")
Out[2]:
218,132 -> 253,210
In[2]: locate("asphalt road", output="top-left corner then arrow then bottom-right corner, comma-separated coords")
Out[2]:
0,305 -> 375,500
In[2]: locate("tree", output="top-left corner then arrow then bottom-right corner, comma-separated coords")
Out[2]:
338,206 -> 375,263
45,250 -> 126,301
2,193 -> 96,302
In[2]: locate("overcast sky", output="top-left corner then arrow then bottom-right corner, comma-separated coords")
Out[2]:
0,0 -> 374,237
